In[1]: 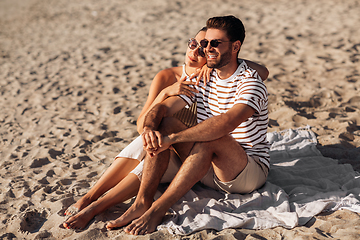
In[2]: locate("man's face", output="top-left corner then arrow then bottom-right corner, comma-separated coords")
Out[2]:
203,28 -> 233,69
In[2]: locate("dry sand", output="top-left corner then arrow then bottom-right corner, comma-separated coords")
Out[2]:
1,0 -> 360,239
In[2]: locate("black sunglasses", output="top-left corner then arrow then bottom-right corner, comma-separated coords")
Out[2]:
200,39 -> 231,48
187,38 -> 205,57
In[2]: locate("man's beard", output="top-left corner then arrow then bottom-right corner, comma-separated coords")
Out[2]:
207,49 -> 232,69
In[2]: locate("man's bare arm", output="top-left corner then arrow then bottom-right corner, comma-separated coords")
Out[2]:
142,96 -> 187,152
167,103 -> 255,145
143,96 -> 187,130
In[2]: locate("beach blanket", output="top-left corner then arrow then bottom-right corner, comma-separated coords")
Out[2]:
157,126 -> 360,235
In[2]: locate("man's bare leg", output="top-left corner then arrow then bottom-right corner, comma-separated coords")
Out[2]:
63,173 -> 140,229
64,157 -> 139,216
124,135 -> 248,235
105,148 -> 170,230
123,140 -> 211,235
106,117 -> 191,230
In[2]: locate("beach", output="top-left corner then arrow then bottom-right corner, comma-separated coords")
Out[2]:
1,0 -> 360,239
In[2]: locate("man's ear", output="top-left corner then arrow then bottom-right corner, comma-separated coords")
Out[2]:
233,40 -> 241,52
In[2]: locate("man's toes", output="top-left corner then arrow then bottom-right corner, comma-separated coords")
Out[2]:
124,226 -> 130,233
130,223 -> 143,235
130,228 -> 138,235
137,226 -> 147,235
105,221 -> 113,229
124,223 -> 135,234
108,222 -> 116,229
130,226 -> 138,235
106,219 -> 120,229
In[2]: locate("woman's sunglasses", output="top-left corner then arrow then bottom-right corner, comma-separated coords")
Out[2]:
200,39 -> 231,48
188,38 -> 205,57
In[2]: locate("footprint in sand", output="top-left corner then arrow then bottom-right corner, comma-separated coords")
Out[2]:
48,148 -> 64,159
0,233 -> 16,239
20,209 -> 48,233
113,87 -> 120,94
72,162 -> 82,170
86,171 -> 98,178
34,230 -> 53,239
7,209 -> 48,234
56,178 -> 74,186
113,106 -> 122,114
29,157 -> 50,168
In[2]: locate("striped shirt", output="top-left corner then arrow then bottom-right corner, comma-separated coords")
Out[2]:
180,61 -> 270,168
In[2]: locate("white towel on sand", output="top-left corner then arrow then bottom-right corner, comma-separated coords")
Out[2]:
157,126 -> 360,235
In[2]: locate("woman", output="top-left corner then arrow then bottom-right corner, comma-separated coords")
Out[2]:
63,27 -> 269,230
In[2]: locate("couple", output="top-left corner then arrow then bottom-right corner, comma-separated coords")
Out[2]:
63,15 -> 270,235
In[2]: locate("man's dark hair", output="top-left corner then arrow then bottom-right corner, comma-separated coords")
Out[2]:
206,15 -> 245,44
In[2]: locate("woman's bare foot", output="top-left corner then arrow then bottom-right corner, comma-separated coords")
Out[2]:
63,202 -> 99,230
64,195 -> 93,216
124,206 -> 166,235
106,201 -> 151,230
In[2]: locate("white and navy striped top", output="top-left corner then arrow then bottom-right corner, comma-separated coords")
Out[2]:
180,61 -> 270,168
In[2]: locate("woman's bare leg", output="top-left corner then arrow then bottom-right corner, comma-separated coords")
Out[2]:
65,157 -> 139,215
63,173 -> 141,229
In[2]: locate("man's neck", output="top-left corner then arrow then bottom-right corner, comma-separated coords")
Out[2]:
215,59 -> 240,80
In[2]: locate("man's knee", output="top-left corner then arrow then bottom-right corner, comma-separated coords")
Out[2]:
195,135 -> 233,150
194,135 -> 246,160
192,141 -> 214,155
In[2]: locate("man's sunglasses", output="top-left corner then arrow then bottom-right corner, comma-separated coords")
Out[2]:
200,39 -> 231,48
187,38 -> 205,57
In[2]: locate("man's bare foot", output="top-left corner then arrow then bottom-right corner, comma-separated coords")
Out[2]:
124,206 -> 166,235
106,201 -> 151,230
63,202 -> 98,230
64,196 -> 93,216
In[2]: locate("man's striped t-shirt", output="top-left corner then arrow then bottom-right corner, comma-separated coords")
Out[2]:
180,61 -> 270,168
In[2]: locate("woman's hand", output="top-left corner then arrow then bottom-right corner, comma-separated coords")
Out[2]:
189,65 -> 213,85
163,76 -> 198,98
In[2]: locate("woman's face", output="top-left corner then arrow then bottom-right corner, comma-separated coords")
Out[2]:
185,30 -> 207,68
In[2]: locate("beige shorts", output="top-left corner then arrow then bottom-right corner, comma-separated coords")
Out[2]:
200,155 -> 269,194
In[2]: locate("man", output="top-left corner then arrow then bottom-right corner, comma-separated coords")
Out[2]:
106,15 -> 270,235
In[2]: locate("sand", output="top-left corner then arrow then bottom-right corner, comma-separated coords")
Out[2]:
0,0 -> 360,239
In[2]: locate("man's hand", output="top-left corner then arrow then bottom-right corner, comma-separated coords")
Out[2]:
141,128 -> 172,157
142,127 -> 162,150
147,136 -> 173,157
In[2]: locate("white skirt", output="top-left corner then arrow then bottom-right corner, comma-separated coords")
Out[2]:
115,135 -> 182,183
